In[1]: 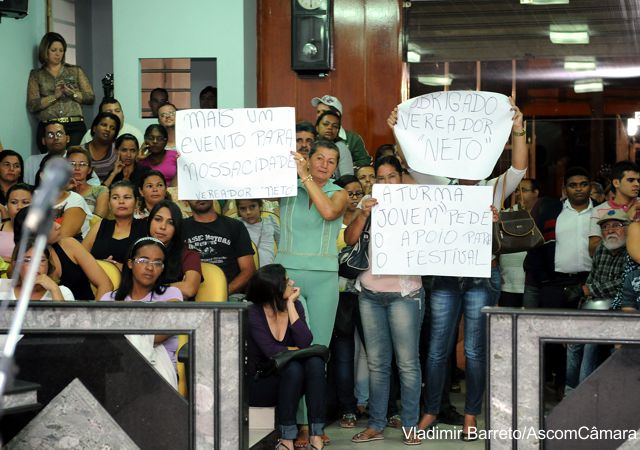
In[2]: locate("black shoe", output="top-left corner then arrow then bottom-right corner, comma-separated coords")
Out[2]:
438,407 -> 464,426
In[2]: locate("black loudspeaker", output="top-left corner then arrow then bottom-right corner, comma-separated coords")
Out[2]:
0,0 -> 29,19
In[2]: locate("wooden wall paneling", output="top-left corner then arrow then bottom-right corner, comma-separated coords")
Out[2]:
330,0 -> 366,135
258,0 -> 403,157
364,0 -> 403,152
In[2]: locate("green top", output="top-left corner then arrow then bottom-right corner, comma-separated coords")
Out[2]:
345,129 -> 372,167
275,179 -> 344,271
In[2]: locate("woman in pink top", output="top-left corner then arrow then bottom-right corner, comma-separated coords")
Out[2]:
345,155 -> 424,445
0,184 -> 33,261
138,124 -> 178,186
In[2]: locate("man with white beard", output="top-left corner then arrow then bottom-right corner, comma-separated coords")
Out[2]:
565,209 -> 629,395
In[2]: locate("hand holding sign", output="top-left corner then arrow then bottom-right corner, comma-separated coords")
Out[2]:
393,91 -> 513,180
176,107 -> 297,200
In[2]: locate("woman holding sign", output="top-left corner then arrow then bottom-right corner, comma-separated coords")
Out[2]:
344,155 -> 424,445
276,139 -> 347,446
414,98 -> 527,441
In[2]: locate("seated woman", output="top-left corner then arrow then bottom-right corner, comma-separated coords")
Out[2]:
148,200 -> 202,299
237,198 -> 279,267
82,111 -> 121,182
0,150 -> 24,206
7,237 -> 75,301
247,264 -> 327,450
83,180 -> 147,267
13,207 -> 113,300
36,156 -> 92,239
66,146 -> 108,218
102,134 -> 150,188
135,170 -> 169,219
138,124 -> 178,186
0,183 -> 33,261
100,237 -> 183,387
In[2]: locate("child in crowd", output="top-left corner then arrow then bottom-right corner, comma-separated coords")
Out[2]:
237,199 -> 280,267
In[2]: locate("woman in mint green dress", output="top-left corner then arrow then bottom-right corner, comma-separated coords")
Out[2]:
276,139 -> 348,348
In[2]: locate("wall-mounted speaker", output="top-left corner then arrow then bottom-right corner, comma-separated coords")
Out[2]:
0,0 -> 29,19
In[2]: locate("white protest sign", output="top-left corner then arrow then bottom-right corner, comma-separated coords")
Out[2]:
176,108 -> 297,200
394,91 -> 513,180
371,184 -> 493,278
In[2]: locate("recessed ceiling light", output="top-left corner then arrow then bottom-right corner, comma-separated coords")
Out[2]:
550,24 -> 589,44
574,78 -> 603,93
564,56 -> 596,71
418,75 -> 452,86
407,51 -> 421,63
521,0 -> 569,4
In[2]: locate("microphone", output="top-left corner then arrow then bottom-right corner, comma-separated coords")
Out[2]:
23,157 -> 72,235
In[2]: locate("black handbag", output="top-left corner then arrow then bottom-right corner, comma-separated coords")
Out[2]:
492,175 -> 544,255
338,216 -> 371,279
256,344 -> 330,378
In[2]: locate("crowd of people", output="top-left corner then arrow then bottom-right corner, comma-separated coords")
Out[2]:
2,30 -> 639,449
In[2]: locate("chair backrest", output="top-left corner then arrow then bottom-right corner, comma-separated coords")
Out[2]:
251,242 -> 260,269
195,262 -> 228,302
91,260 -> 122,296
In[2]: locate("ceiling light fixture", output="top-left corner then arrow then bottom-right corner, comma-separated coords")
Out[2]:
573,78 -> 603,93
564,56 -> 596,71
627,118 -> 638,137
418,75 -> 452,86
550,25 -> 589,44
521,0 -> 569,4
407,51 -> 421,63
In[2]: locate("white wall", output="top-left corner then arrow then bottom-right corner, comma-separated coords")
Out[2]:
0,0 -> 47,157
112,0 -> 257,134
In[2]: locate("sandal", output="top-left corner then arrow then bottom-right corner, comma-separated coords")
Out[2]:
352,428 -> 384,443
339,413 -> 357,428
387,414 -> 402,429
294,427 -> 308,449
321,434 -> 330,445
275,440 -> 293,450
403,435 -> 422,446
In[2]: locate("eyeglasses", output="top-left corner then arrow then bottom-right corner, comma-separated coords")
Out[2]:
46,131 -> 66,139
159,111 -> 176,118
347,191 -> 364,198
600,222 -> 626,231
23,257 -> 48,264
69,161 -> 89,168
133,257 -> 164,269
145,136 -> 167,143
1,162 -> 20,170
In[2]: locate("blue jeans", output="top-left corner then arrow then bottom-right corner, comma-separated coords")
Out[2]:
249,356 -> 327,439
425,269 -> 496,416
359,287 -> 424,431
330,332 -> 357,415
565,343 -> 599,391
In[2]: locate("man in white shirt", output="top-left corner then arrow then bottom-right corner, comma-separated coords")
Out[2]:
541,166 -> 598,398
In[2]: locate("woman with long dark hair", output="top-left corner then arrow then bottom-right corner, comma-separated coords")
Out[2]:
83,180 -> 147,268
247,264 -> 327,450
135,170 -> 169,219
102,134 -> 150,188
147,200 -> 202,299
100,237 -> 183,387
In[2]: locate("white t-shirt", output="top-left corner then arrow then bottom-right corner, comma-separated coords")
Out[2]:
52,191 -> 93,238
4,283 -> 75,301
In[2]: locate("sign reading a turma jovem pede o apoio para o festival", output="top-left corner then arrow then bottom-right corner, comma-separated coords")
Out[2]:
371,184 -> 493,278
176,107 -> 297,200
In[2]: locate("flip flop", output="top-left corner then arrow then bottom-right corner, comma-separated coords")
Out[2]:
351,429 -> 384,443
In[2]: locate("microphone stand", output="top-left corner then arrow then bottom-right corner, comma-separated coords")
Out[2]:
0,208 -> 56,416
